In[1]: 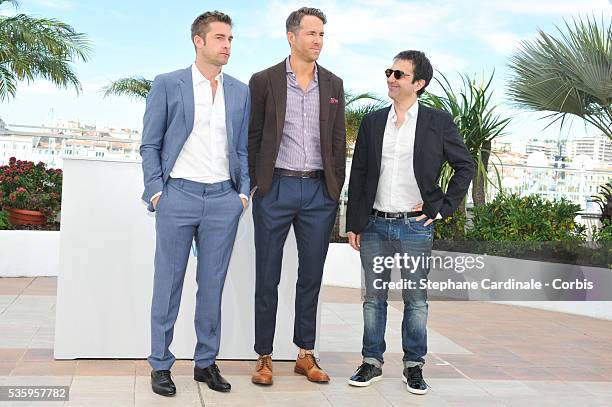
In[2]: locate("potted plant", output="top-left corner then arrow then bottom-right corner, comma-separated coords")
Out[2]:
0,157 -> 62,226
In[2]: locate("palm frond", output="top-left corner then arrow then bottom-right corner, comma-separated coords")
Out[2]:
0,12 -> 91,101
345,91 -> 384,107
423,71 -> 510,153
102,76 -> 152,100
422,70 -> 511,206
344,90 -> 388,145
507,15 -> 612,139
0,63 -> 17,100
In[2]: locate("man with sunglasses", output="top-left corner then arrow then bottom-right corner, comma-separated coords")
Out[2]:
345,51 -> 474,394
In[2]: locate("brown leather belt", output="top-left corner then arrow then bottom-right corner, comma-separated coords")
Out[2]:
274,168 -> 323,179
372,210 -> 423,219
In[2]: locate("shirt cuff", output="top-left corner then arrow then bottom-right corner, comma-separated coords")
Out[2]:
435,212 -> 442,220
238,193 -> 248,202
150,191 -> 162,202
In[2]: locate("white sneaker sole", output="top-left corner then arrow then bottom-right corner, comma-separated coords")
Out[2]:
402,376 -> 428,394
347,375 -> 383,387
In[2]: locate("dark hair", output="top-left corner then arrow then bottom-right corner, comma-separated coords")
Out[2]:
191,10 -> 232,45
285,7 -> 326,33
394,50 -> 433,96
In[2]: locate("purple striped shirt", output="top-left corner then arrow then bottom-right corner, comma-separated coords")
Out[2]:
276,57 -> 323,171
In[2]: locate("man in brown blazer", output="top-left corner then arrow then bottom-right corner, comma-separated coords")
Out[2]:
248,7 -> 346,386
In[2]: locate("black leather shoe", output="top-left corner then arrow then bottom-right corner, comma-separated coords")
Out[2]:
151,370 -> 176,396
194,363 -> 231,392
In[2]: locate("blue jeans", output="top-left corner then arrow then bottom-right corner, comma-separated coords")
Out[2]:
359,214 -> 434,369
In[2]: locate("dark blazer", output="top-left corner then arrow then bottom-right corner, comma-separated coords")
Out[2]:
346,104 -> 475,234
248,59 -> 346,201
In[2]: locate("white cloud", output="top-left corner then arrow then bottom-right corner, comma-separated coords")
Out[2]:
243,0 -> 469,79
3,0 -> 609,136
32,0 -> 74,10
487,0 -> 611,16
481,31 -> 524,55
246,0 -> 457,49
110,9 -> 129,22
0,1 -> 17,16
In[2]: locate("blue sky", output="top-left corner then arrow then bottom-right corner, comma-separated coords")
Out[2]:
1,0 -> 611,143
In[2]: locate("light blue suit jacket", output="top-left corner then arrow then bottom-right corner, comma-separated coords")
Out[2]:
140,66 -> 251,211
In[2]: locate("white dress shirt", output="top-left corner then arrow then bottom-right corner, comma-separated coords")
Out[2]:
152,64 -> 247,203
170,64 -> 230,183
373,101 -> 423,212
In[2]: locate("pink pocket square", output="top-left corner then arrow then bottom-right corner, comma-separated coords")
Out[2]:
329,97 -> 339,104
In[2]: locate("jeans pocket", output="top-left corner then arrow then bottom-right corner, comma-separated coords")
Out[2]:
408,218 -> 433,235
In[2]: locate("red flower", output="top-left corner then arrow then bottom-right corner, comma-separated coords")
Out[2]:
9,157 -> 16,164
9,193 -> 16,202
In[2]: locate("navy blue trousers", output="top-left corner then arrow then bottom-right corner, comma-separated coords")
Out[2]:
252,174 -> 338,355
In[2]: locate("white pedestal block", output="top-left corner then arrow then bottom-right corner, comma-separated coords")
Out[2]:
54,157 -> 318,360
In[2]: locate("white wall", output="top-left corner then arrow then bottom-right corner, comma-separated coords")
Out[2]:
0,231 -> 59,277
53,157 -> 315,360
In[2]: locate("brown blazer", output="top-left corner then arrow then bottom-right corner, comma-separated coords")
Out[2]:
248,59 -> 346,201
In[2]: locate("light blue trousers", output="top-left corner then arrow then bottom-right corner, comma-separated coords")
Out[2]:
148,177 -> 243,371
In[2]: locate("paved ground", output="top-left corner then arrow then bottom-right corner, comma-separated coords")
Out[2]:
0,277 -> 611,406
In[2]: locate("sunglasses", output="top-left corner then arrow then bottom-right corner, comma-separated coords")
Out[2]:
385,69 -> 412,80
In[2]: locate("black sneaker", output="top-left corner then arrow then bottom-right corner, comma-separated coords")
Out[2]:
347,362 -> 383,387
402,366 -> 428,394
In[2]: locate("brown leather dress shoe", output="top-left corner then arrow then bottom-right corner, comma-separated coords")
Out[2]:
294,353 -> 330,383
252,355 -> 273,385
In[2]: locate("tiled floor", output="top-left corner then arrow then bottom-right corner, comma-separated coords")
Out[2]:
0,277 -> 611,406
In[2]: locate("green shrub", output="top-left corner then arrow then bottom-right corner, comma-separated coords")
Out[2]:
0,210 -> 11,230
593,220 -> 612,242
434,209 -> 467,240
466,193 -> 586,241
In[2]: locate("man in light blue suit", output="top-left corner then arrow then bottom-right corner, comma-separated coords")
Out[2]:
140,10 -> 250,397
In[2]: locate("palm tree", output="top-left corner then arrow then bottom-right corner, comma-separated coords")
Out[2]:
0,0 -> 92,101
507,16 -> 611,140
422,72 -> 510,208
103,76 -> 152,100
